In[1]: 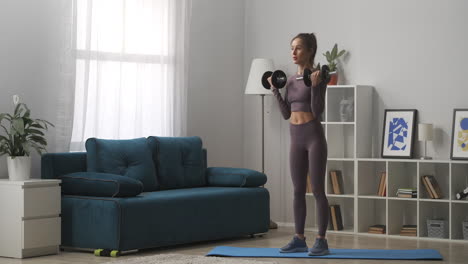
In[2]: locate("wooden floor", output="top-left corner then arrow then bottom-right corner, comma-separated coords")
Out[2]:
1,227 -> 468,264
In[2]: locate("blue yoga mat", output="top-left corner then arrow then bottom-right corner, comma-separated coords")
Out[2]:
206,246 -> 443,260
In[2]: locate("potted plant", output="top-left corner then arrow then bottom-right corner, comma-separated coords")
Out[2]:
323,43 -> 346,85
0,95 -> 53,181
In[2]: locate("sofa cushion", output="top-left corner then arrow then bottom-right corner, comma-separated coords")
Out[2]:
86,138 -> 158,191
147,136 -> 205,189
61,172 -> 144,197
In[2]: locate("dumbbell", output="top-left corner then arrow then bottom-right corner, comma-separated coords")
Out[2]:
296,64 -> 332,87
261,70 -> 287,89
94,249 -> 120,257
456,187 -> 468,200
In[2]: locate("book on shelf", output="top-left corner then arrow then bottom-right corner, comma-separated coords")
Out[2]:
330,206 -> 338,230
397,193 -> 417,198
368,224 -> 386,234
306,173 -> 312,193
421,175 -> 435,198
422,175 -> 438,198
400,224 -> 417,236
396,188 -> 417,198
422,175 -> 443,199
377,171 -> 387,196
329,170 -> 344,194
397,188 -> 417,192
428,175 -> 443,198
329,204 -> 344,231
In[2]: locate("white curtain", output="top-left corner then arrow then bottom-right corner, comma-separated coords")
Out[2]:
70,0 -> 191,151
54,0 -> 77,152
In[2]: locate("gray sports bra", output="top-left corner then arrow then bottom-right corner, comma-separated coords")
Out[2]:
272,74 -> 327,121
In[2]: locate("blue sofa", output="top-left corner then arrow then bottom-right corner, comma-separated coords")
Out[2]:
41,136 -> 270,252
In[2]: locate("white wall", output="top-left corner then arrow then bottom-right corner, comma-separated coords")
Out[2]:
188,0 -> 245,167
0,0 -> 64,178
243,0 -> 468,224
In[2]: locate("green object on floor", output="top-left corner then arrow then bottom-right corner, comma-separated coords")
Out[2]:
94,249 -> 120,257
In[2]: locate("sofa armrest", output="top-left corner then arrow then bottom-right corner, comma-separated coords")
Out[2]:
61,172 -> 144,197
41,152 -> 87,179
206,167 -> 267,187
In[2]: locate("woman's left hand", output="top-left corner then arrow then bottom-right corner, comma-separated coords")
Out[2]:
310,70 -> 322,87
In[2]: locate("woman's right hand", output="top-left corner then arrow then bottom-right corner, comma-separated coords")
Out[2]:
311,70 -> 322,88
267,76 -> 276,90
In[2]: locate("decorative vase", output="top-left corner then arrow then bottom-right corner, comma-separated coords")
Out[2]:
328,71 -> 338,85
7,156 -> 31,181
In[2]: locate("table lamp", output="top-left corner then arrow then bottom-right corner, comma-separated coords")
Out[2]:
418,123 -> 433,160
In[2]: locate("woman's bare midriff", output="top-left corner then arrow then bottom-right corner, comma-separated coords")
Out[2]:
290,111 -> 315,125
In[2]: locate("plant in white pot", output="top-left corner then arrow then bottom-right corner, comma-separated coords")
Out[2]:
0,95 -> 53,181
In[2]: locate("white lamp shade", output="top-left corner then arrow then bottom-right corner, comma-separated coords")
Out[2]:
418,123 -> 433,141
245,58 -> 274,95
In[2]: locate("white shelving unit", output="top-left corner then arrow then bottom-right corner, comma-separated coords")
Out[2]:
305,84 -> 468,243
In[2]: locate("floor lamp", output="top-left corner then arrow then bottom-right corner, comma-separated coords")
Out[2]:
245,58 -> 278,229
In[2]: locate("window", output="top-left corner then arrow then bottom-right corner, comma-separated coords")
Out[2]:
71,0 -> 189,150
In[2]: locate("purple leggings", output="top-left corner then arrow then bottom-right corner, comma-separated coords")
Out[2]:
289,119 -> 328,236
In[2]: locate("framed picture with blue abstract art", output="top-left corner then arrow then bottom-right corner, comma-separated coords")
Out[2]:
450,109 -> 468,160
381,109 -> 417,158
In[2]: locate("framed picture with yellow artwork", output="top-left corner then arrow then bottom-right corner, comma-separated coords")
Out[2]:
450,109 -> 468,160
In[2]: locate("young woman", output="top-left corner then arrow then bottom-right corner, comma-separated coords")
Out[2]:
268,33 -> 329,256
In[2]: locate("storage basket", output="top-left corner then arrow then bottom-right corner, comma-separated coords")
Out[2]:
462,221 -> 468,240
427,219 -> 448,238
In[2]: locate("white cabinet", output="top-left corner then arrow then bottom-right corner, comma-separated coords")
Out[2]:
0,179 -> 61,258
